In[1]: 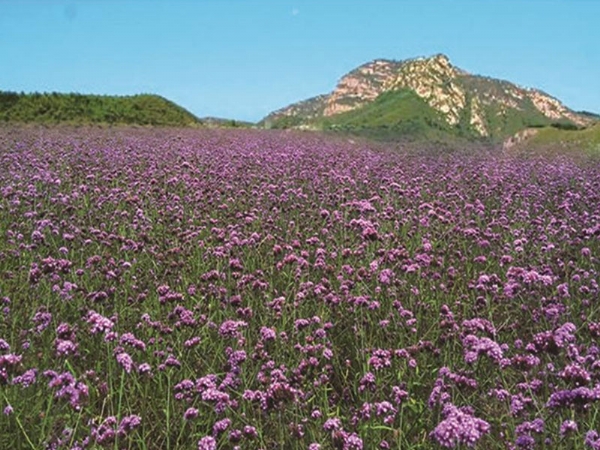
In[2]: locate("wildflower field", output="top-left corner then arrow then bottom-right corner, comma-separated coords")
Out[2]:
1,126 -> 599,449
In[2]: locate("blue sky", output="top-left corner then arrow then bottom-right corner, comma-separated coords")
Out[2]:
1,0 -> 599,122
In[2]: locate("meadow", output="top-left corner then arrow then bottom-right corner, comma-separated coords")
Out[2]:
0,126 -> 599,449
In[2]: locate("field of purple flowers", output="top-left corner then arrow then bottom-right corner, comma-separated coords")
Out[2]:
0,126 -> 599,449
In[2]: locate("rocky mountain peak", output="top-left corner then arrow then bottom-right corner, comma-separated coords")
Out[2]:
416,53 -> 455,72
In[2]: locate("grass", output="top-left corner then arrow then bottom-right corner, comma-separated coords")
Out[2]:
529,123 -> 600,153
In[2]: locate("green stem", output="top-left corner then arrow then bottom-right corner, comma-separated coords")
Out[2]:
114,370 -> 126,450
3,394 -> 36,450
166,372 -> 172,450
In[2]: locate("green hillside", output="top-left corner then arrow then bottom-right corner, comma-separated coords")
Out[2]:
527,123 -> 600,155
455,75 -> 559,138
317,89 -> 458,141
0,91 -> 201,126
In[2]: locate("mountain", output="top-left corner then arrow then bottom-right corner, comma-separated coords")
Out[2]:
261,54 -> 595,141
0,91 -> 201,127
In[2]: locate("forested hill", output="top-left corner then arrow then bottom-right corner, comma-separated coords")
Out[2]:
0,91 -> 201,126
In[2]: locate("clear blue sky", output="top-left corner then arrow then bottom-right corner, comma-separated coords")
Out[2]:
1,0 -> 598,122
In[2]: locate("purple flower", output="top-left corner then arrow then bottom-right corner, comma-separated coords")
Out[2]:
31,310 -> 52,334
0,339 -> 10,352
120,332 -> 146,351
547,386 -> 600,409
324,417 -> 342,431
3,405 -> 13,415
430,404 -> 490,448
92,416 -> 117,444
164,354 -> 181,368
368,349 -> 392,370
374,401 -> 396,416
462,334 -> 504,364
557,283 -> 570,298
0,353 -> 22,376
55,339 -> 79,356
116,352 -> 134,373
359,402 -> 372,420
359,372 -> 376,392
510,394 -> 533,416
218,320 -> 247,338
197,436 -> 217,450
560,420 -> 578,436
560,363 -> 591,386
514,417 -> 544,447
378,269 -> 394,285
516,418 -> 545,435
515,434 -> 535,449
86,310 -> 115,335
184,336 -> 201,348
243,425 -> 257,439
138,363 -> 152,375
183,407 -> 199,420
12,369 -> 37,387
344,432 -> 363,449
118,415 -> 141,436
294,318 -> 311,331
229,429 -> 242,443
44,370 -> 88,410
227,349 -> 247,367
392,386 -> 409,405
554,322 -> 577,347
213,418 -> 231,435
260,326 -> 277,341
586,430 -> 600,449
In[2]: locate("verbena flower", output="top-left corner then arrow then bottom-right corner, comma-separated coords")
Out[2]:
197,436 -> 217,450
586,430 -> 600,449
547,386 -> 600,409
213,418 -> 231,435
324,417 -> 342,431
116,352 -> 134,373
12,368 -> 37,388
118,415 -> 142,436
183,407 -> 199,420
560,419 -> 578,436
430,404 -> 490,448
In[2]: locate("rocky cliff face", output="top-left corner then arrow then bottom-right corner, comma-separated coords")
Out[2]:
322,59 -> 403,116
526,89 -> 588,126
262,54 -> 593,138
384,55 -> 467,126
